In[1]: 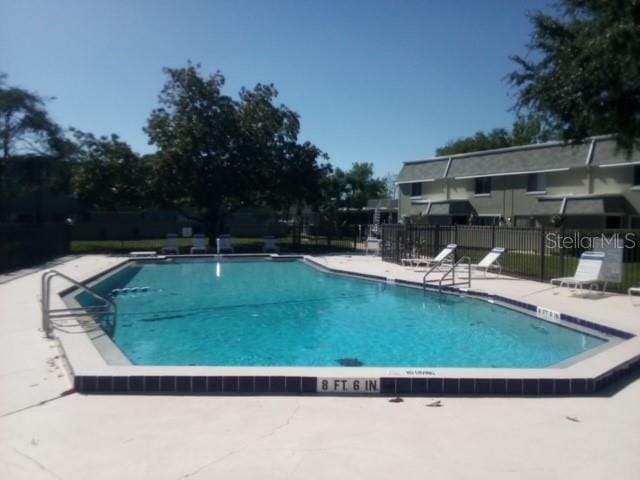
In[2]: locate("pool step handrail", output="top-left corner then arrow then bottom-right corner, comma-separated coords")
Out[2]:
41,269 -> 117,338
423,256 -> 472,293
422,257 -> 454,283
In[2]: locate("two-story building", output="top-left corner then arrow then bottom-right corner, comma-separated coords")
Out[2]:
396,136 -> 640,228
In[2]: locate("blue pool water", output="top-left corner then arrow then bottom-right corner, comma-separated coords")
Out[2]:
81,259 -> 605,368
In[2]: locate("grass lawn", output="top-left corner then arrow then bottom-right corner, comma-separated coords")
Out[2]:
499,251 -> 639,293
71,236 -> 359,255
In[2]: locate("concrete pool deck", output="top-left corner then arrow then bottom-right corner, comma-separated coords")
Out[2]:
1,254 -> 640,479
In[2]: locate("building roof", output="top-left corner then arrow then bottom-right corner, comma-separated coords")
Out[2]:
396,158 -> 448,184
591,140 -> 640,166
397,136 -> 638,183
446,142 -> 589,179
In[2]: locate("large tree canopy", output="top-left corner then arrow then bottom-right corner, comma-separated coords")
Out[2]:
0,74 -> 73,221
509,0 -> 640,152
436,128 -> 512,156
436,115 -> 558,156
144,64 -> 328,233
317,162 -> 388,218
337,162 -> 388,209
0,74 -> 66,159
70,130 -> 150,211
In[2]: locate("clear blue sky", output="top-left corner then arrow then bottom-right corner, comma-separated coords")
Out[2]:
1,0 -> 551,176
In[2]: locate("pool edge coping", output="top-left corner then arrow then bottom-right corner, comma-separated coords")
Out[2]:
53,254 -> 640,397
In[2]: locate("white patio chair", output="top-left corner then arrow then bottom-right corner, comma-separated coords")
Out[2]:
190,234 -> 207,254
365,237 -> 380,256
469,247 -> 506,277
161,233 -> 179,255
629,287 -> 640,304
411,244 -> 457,271
216,234 -> 234,254
263,235 -> 279,253
550,251 -> 605,293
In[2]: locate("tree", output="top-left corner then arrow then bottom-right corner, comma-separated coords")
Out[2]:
0,74 -> 74,221
340,162 -> 388,209
436,128 -> 512,156
234,83 -> 330,211
144,64 -> 328,235
509,0 -> 640,153
435,115 -> 560,156
383,172 -> 398,199
510,113 -> 558,145
0,74 -> 66,159
70,130 -> 150,211
316,162 -> 388,225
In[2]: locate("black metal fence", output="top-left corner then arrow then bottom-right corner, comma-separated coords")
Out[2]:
70,223 -> 372,255
0,223 -> 71,273
381,224 -> 640,293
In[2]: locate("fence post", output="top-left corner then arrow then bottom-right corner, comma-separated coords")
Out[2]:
559,226 -> 565,278
452,225 -> 456,261
491,225 -> 496,249
399,224 -> 405,264
539,227 -> 546,281
353,225 -> 357,251
403,224 -> 409,260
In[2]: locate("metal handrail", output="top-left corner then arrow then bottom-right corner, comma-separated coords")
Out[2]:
422,256 -> 455,284
41,269 -> 117,338
423,256 -> 472,293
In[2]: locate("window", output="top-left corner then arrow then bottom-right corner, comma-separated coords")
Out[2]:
634,165 -> 640,187
606,216 -> 623,229
474,177 -> 491,195
475,215 -> 500,226
514,216 -> 537,228
410,182 -> 422,197
451,215 -> 469,225
526,173 -> 546,193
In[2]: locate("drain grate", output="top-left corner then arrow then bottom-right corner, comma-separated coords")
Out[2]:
336,358 -> 364,367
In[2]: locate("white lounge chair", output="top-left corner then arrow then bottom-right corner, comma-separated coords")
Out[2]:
216,234 -> 234,254
470,247 -> 505,277
629,287 -> 640,303
365,237 -> 380,255
161,234 -> 179,255
263,235 -> 279,253
190,234 -> 207,254
410,244 -> 457,271
551,251 -> 605,293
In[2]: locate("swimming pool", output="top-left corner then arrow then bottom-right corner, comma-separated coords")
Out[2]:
78,258 -> 606,369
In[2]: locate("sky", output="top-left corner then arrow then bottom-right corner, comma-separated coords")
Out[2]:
1,0 -> 552,176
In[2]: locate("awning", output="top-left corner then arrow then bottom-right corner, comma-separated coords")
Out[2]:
533,195 -> 632,216
532,199 -> 563,216
363,199 -> 399,211
564,196 -> 628,215
425,200 -> 474,216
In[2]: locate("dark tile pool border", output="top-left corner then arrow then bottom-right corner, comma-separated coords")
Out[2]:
67,255 -> 640,397
73,353 -> 640,396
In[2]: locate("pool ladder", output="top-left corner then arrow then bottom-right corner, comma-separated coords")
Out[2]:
423,256 -> 472,293
41,269 -> 117,338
